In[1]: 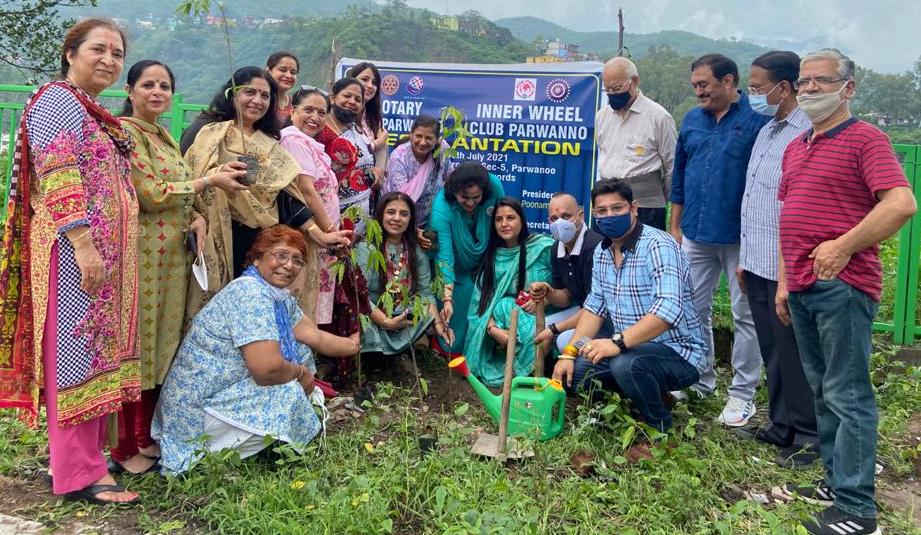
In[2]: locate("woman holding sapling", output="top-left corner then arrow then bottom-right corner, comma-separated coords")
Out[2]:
355,192 -> 452,373
279,87 -> 342,324
429,162 -> 505,355
181,66 -> 349,318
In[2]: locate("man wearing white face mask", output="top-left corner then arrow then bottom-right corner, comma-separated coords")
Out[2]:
777,48 -> 916,535
532,193 -> 610,353
736,51 -> 818,469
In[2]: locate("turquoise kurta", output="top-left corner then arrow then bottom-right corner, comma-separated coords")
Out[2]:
356,241 -> 435,355
429,174 -> 505,353
152,276 -> 319,474
464,235 -> 554,386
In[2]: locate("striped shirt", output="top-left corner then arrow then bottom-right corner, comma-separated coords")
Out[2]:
583,223 -> 706,371
778,118 -> 909,301
739,106 -> 811,281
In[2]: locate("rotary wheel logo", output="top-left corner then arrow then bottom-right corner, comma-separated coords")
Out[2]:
546,79 -> 571,103
381,74 -> 400,96
406,75 -> 425,95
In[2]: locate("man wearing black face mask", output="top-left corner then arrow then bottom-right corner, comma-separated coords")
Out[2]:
552,179 -> 706,462
595,58 -> 676,230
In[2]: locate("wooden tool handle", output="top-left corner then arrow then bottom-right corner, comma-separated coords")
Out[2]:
533,299 -> 546,377
497,307 -> 519,459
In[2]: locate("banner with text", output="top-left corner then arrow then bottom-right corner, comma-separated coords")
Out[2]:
338,59 -> 603,231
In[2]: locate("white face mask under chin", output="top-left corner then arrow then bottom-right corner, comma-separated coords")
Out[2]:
797,84 -> 848,124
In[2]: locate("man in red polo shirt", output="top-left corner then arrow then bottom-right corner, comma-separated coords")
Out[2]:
776,48 -> 916,535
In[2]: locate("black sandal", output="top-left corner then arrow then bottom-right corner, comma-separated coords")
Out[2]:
107,457 -> 160,476
64,483 -> 139,506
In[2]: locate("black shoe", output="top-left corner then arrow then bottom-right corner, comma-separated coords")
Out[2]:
802,505 -> 880,535
783,481 -> 835,506
776,444 -> 820,470
731,424 -> 792,448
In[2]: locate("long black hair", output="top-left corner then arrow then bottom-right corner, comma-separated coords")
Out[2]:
476,197 -> 530,315
345,62 -> 382,136
200,66 -> 281,139
373,191 -> 421,295
120,60 -> 176,117
394,114 -> 443,174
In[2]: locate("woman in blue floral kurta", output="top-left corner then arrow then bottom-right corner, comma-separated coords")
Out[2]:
152,226 -> 359,474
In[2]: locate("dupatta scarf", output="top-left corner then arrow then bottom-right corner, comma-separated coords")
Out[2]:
184,120 -> 306,317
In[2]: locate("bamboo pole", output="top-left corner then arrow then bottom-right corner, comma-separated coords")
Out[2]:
496,308 -> 519,461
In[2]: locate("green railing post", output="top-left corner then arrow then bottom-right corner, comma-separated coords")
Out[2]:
890,145 -> 915,344
168,93 -> 185,142
905,157 -> 921,344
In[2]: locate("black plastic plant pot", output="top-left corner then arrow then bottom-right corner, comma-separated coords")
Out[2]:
237,155 -> 259,186
418,434 -> 437,455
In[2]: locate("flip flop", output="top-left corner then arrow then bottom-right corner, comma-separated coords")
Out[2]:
64,483 -> 139,506
107,457 -> 161,476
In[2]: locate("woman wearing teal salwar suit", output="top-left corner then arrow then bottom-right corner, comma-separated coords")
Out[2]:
429,162 -> 504,354
464,198 -> 554,386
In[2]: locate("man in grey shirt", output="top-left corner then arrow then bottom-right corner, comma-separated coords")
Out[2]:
595,57 -> 676,230
737,50 -> 818,468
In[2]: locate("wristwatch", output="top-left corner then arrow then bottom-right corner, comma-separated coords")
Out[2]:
611,332 -> 628,352
548,323 -> 560,336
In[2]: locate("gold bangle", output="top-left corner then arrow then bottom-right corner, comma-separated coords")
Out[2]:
557,355 -> 576,361
306,223 -> 319,232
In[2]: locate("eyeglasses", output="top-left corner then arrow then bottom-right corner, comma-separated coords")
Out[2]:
299,84 -> 329,97
747,82 -> 781,96
265,250 -> 305,269
592,204 -> 630,217
796,77 -> 846,88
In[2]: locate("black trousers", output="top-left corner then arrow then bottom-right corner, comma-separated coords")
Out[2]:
744,270 -> 818,447
637,207 -> 666,231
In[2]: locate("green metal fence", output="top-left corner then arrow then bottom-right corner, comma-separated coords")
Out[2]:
1,84 -> 920,344
0,84 -> 206,220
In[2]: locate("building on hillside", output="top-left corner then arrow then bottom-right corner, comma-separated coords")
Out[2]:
431,15 -> 459,32
527,55 -> 565,63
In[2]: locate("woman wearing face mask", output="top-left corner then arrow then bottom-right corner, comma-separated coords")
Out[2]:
355,192 -> 451,373
316,77 -> 377,232
463,198 -> 554,386
384,115 -> 456,249
429,162 -> 505,355
346,62 -> 388,188
181,67 -> 349,319
266,51 -> 300,122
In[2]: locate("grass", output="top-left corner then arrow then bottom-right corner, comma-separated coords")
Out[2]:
1,340 -> 919,534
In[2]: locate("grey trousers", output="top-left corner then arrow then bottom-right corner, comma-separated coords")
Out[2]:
681,238 -> 762,401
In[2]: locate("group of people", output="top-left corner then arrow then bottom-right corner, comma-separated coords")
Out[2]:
0,16 -> 914,535
586,51 -> 915,535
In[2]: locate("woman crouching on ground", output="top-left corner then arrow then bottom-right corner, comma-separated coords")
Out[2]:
152,225 -> 359,474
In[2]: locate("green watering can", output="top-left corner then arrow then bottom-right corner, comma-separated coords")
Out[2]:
448,356 -> 566,441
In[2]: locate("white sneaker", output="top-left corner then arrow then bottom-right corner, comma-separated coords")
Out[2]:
717,396 -> 756,427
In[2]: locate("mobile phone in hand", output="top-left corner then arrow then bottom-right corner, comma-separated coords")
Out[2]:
186,230 -> 198,255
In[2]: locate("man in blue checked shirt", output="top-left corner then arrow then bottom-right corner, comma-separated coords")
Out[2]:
669,53 -> 770,427
552,179 -> 706,462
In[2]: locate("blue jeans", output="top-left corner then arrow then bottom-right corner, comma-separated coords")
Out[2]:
788,278 -> 879,519
571,342 -> 700,431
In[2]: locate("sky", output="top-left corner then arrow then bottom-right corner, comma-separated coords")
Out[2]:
408,0 -> 919,74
